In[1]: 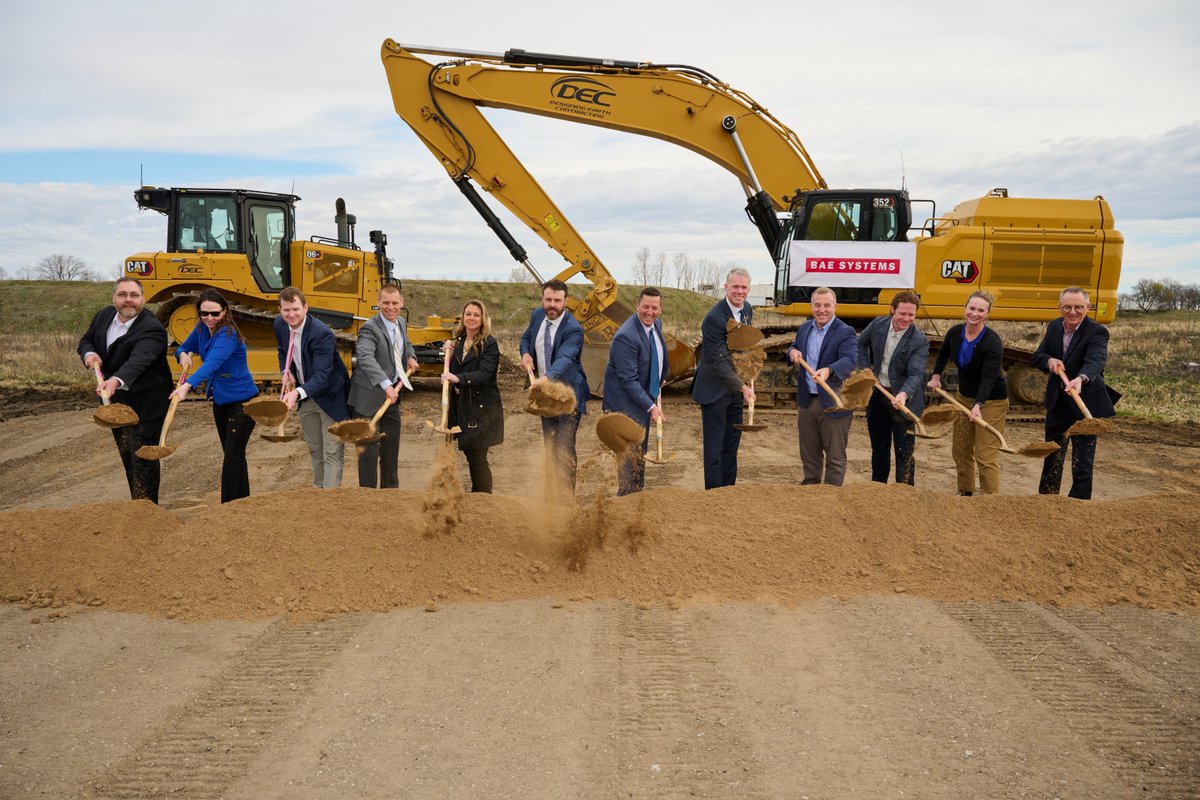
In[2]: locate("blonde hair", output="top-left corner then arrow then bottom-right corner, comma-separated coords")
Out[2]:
966,290 -> 994,310
453,298 -> 492,355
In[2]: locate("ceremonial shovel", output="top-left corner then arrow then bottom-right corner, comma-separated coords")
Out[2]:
873,382 -> 947,439
425,346 -> 461,441
91,363 -> 139,428
1055,365 -> 1115,436
932,386 -> 1060,458
135,368 -> 189,460
644,397 -> 676,464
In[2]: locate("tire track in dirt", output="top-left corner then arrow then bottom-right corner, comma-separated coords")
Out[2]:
588,604 -> 763,799
944,601 -> 1200,799
85,615 -> 366,800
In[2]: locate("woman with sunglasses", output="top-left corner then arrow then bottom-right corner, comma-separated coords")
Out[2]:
170,288 -> 259,502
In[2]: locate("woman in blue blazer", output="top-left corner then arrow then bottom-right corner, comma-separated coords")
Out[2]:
171,288 -> 259,502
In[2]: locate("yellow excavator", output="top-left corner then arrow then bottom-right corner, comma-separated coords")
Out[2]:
379,40 -> 1123,403
126,187 -> 456,381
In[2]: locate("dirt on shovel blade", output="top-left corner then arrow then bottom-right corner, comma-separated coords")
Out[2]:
328,418 -> 373,442
732,349 -> 767,384
243,396 -> 288,427
526,379 -> 577,417
1066,417 -> 1116,436
840,370 -> 877,408
726,321 -> 765,351
921,406 -> 961,426
93,404 -> 138,428
134,444 -> 175,461
1017,440 -> 1061,458
595,412 -> 645,454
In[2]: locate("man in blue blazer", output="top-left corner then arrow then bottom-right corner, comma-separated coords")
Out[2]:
691,268 -> 756,489
275,286 -> 351,489
857,290 -> 930,485
78,276 -> 174,503
788,287 -> 858,486
1031,286 -> 1119,499
602,287 -> 669,495
519,279 -> 589,493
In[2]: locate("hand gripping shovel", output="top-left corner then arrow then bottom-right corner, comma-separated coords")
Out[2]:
330,396 -> 393,444
91,363 -> 139,428
1055,365 -> 1115,437
135,368 -> 189,460
874,382 -> 947,439
244,332 -> 295,427
734,380 -> 767,432
425,347 -> 461,441
794,353 -> 848,412
260,376 -> 301,442
932,386 -> 1059,458
644,397 -> 676,465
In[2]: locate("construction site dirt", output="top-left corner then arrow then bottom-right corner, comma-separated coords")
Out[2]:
2,374 -> 1198,799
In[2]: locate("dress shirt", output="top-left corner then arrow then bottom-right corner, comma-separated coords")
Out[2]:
804,320 -> 830,394
535,316 -> 559,377
878,322 -> 907,388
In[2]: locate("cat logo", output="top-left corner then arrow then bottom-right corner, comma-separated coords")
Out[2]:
125,260 -> 152,276
941,260 -> 978,284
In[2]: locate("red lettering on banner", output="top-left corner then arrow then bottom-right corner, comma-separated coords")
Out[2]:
805,258 -> 902,274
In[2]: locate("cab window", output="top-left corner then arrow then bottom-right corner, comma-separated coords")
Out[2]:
805,198 -> 861,241
176,196 -> 238,252
249,204 -> 287,291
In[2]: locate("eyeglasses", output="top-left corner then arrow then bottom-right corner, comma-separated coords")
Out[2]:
1060,305 -> 1088,312
199,309 -> 224,317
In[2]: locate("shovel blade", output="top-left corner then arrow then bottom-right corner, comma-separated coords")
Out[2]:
135,444 -> 176,461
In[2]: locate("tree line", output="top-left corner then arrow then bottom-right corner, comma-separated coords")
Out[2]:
1121,278 -> 1200,312
1,254 -> 106,282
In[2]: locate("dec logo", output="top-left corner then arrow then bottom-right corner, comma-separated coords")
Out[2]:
941,260 -> 978,284
126,260 -> 153,276
550,77 -> 615,107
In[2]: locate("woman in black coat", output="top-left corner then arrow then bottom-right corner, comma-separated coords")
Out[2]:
442,299 -> 504,493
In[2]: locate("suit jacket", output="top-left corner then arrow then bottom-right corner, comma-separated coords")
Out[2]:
790,317 -> 857,414
519,308 -> 589,415
78,306 -> 173,422
176,323 -> 257,406
602,314 -> 669,428
691,299 -> 752,405
273,314 -> 350,422
932,324 -> 1007,402
348,314 -> 416,413
448,335 -> 504,451
1031,316 -> 1118,426
857,315 -> 930,416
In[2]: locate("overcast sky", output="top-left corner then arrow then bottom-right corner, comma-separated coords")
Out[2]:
1,0 -> 1197,294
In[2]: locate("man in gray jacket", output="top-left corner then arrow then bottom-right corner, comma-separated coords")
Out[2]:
348,284 -> 418,488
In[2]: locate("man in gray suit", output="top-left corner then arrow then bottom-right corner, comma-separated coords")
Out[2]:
857,290 -> 930,485
348,284 -> 418,488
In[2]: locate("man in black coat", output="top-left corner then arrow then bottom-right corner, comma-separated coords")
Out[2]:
1031,286 -> 1119,499
78,277 -> 174,503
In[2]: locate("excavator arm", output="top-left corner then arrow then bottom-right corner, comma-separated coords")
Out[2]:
380,40 -> 825,373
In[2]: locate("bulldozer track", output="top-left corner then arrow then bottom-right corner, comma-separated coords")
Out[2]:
86,615 -> 367,800
944,602 -> 1200,798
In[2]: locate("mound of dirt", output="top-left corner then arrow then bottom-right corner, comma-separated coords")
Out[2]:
2,484 -> 1197,622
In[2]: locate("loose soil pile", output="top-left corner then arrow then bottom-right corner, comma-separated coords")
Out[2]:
2,484 -> 1196,622
525,378 -> 577,416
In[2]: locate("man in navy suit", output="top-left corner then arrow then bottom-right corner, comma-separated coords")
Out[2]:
520,279 -> 589,493
78,276 -> 174,503
691,268 -> 756,489
274,286 -> 351,488
1031,286 -> 1119,499
788,287 -> 858,486
602,287 -> 669,495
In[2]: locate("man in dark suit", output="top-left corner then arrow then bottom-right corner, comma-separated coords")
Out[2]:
347,284 -> 417,489
78,276 -> 174,503
1031,286 -> 1119,499
274,286 -> 351,488
519,279 -> 589,493
788,287 -> 858,486
857,290 -> 930,485
602,287 -> 669,495
691,268 -> 756,489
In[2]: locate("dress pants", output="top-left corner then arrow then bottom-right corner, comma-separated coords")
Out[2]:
463,448 -> 493,493
212,400 -> 256,502
299,399 -> 344,488
796,397 -> 852,486
866,390 -> 916,485
951,393 -> 1009,494
111,417 -> 164,503
541,411 -> 581,492
700,394 -> 743,489
351,402 -> 401,489
1039,418 -> 1098,499
616,426 -> 651,496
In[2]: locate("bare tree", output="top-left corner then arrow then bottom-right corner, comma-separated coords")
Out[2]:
508,266 -> 538,283
631,247 -> 652,284
35,254 -> 94,281
672,250 -> 694,289
15,264 -> 36,280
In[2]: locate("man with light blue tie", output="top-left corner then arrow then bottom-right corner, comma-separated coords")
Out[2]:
603,287 -> 669,495
520,279 -> 589,493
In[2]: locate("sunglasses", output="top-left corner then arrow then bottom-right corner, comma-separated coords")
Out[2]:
199,309 -> 224,317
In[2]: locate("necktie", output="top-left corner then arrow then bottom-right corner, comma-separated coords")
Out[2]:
542,319 -> 553,376
740,308 -> 748,324
391,327 -> 403,378
290,328 -> 304,384
648,329 -> 660,400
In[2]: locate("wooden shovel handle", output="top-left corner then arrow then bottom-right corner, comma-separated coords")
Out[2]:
874,382 -> 921,425
156,368 -> 190,446
371,395 -> 395,428
439,345 -> 454,430
93,363 -> 112,405
1054,365 -> 1093,418
794,354 -> 845,408
932,386 -> 1010,447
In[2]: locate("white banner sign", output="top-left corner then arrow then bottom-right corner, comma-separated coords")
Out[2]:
787,241 -> 916,289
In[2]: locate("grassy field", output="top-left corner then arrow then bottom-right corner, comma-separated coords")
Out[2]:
2,280 -> 1197,422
